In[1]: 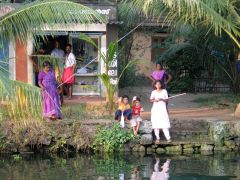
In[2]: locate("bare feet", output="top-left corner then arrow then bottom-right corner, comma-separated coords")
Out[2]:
134,131 -> 138,136
167,139 -> 172,143
155,139 -> 160,144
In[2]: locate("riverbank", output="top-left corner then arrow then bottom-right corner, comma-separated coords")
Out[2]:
0,109 -> 239,154
1,92 -> 240,154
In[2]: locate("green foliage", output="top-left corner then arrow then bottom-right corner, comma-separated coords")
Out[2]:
79,33 -> 138,114
93,154 -> 135,178
168,76 -> 194,93
0,136 -> 8,151
92,123 -> 135,153
157,21 -> 239,93
0,80 -> 42,120
12,154 -> 22,161
118,58 -> 138,88
131,0 -> 240,48
0,0 -> 105,44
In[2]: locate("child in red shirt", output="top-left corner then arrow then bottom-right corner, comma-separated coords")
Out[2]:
131,96 -> 144,135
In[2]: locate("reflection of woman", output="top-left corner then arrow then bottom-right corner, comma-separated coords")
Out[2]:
38,61 -> 62,120
151,158 -> 170,180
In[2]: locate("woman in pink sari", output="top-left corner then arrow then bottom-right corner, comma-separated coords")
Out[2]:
38,61 -> 62,120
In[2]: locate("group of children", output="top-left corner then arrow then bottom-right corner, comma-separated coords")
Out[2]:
115,62 -> 172,143
115,95 -> 144,136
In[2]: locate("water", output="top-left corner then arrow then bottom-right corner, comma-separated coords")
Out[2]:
0,152 -> 239,179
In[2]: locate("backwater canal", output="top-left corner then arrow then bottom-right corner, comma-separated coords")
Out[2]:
0,152 -> 239,179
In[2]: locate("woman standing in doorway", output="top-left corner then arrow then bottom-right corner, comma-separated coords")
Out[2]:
150,80 -> 171,144
38,61 -> 62,120
62,44 -> 76,99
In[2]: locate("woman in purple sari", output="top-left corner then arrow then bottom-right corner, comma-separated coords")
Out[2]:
149,62 -> 172,89
38,61 -> 62,120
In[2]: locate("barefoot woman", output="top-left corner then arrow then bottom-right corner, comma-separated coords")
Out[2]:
38,61 -> 62,120
62,44 -> 76,99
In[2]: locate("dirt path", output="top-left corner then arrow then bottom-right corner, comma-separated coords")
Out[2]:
119,86 -> 236,121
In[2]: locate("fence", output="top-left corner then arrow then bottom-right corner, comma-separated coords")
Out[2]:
193,78 -> 231,93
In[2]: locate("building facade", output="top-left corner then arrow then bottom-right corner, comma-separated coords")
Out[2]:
0,2 -> 119,97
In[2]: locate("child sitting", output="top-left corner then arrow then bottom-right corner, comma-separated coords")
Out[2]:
131,96 -> 144,135
115,95 -> 132,122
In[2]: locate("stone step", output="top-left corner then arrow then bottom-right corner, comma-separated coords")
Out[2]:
155,140 -> 214,145
161,129 -> 210,141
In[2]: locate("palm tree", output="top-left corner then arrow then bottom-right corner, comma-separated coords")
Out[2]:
0,0 -> 105,119
124,0 -> 240,48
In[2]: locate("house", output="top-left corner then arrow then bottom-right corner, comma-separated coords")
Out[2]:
129,19 -> 170,78
0,2 -> 119,97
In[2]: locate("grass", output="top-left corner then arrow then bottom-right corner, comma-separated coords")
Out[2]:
61,103 -> 113,121
192,93 -> 240,110
0,103 -> 114,153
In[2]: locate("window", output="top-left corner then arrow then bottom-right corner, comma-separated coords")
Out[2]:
151,34 -> 168,62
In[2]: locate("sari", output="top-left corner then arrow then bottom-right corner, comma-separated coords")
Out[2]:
38,69 -> 62,119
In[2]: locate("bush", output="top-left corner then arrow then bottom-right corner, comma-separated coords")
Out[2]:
168,76 -> 194,93
92,123 -> 135,152
118,60 -> 138,88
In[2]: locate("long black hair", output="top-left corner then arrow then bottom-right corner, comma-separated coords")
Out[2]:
42,61 -> 51,68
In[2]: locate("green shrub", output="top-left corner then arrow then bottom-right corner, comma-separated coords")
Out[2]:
168,76 -> 194,93
92,123 -> 135,153
118,60 -> 138,88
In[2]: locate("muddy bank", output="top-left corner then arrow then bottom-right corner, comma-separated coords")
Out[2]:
0,117 -> 239,154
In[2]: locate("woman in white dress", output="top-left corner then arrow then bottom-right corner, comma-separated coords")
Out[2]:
150,81 -> 171,144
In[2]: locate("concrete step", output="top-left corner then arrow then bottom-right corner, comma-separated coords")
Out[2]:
155,140 -> 214,145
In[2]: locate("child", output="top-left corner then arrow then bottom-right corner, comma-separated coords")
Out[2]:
150,80 -> 171,144
131,96 -> 144,136
115,95 -> 132,122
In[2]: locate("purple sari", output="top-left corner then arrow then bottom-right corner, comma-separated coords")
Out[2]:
38,69 -> 62,119
151,70 -> 168,89
151,70 -> 165,81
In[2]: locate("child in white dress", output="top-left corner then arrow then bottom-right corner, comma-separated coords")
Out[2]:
150,80 -> 171,144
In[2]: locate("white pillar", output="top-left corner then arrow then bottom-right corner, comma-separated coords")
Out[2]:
9,42 -> 16,80
27,38 -> 34,84
100,34 -> 107,97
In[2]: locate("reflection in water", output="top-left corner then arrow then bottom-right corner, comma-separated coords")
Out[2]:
0,153 -> 239,179
151,158 -> 170,180
130,166 -> 140,180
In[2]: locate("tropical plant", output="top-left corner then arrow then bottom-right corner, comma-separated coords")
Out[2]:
79,33 -> 138,114
157,22 -> 238,93
93,154 -> 136,178
92,123 -> 135,152
0,0 -> 105,120
126,0 -> 240,48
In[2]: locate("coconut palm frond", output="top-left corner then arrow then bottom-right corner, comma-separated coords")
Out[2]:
159,42 -> 198,62
118,1 -> 143,27
0,0 -> 106,44
106,42 -> 117,65
0,79 -> 42,120
132,0 -> 240,47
